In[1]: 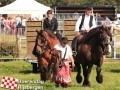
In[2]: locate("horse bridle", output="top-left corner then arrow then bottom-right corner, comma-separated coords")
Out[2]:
37,35 -> 50,54
98,29 -> 111,54
38,31 -> 62,65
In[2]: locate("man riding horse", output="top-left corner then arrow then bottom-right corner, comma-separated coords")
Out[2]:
72,6 -> 112,87
73,5 -> 110,55
72,6 -> 96,56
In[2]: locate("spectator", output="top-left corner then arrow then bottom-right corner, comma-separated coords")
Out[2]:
15,15 -> 22,35
105,16 -> 111,28
21,16 -> 26,35
1,17 -> 5,33
96,13 -> 102,26
74,10 -> 79,19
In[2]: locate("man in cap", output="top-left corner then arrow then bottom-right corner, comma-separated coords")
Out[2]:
75,6 -> 96,35
72,6 -> 97,56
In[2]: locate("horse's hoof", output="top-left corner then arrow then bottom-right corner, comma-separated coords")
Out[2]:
96,75 -> 103,83
82,81 -> 91,87
61,83 -> 67,88
55,84 -> 59,88
82,84 -> 91,87
76,74 -> 82,83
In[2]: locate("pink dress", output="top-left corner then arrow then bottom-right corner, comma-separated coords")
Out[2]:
52,45 -> 73,85
55,59 -> 71,84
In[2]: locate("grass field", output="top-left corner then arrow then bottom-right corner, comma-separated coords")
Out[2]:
0,60 -> 120,90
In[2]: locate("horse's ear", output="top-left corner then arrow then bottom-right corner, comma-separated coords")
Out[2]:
101,25 -> 105,28
98,25 -> 103,32
36,29 -> 39,34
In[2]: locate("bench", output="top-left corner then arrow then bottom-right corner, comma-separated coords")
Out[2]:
27,59 -> 39,73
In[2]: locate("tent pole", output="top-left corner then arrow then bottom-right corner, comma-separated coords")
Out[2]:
0,14 -> 1,43
0,14 -> 1,34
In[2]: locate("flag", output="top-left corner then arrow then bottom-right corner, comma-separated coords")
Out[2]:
1,76 -> 18,90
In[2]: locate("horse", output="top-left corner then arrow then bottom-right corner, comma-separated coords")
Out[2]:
32,29 -> 61,82
72,26 -> 112,87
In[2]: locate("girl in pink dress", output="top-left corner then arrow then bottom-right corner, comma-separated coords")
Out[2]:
53,37 -> 75,88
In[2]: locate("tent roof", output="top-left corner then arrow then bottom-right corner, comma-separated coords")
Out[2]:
0,0 -> 51,14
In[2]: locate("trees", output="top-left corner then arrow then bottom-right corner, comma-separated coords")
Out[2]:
0,0 -> 119,12
36,0 -> 120,12
0,0 -> 15,7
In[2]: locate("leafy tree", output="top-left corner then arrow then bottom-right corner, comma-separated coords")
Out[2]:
0,0 -> 15,7
0,0 -> 120,13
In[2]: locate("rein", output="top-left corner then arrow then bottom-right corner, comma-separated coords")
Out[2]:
36,35 -> 50,55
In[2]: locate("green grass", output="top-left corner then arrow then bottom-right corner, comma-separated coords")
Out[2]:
0,60 -> 120,90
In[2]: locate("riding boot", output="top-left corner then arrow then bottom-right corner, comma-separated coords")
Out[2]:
71,36 -> 78,56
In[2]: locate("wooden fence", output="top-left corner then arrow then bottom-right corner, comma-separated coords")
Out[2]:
63,20 -> 76,45
26,20 -> 120,59
26,21 -> 42,60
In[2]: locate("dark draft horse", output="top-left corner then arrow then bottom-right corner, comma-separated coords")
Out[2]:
72,26 -> 112,86
32,29 -> 61,82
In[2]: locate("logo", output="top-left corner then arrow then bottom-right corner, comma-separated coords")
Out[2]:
1,76 -> 18,90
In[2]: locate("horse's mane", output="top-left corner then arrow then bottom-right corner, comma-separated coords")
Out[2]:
88,26 -> 102,34
82,26 -> 102,43
79,26 -> 111,44
43,29 -> 57,39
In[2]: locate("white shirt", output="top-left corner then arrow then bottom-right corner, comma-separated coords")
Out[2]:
22,18 -> 26,26
75,14 -> 96,31
54,44 -> 72,59
15,16 -> 21,26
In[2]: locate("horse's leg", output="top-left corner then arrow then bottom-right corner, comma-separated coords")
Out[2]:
37,57 -> 44,80
37,57 -> 48,82
76,62 -> 82,83
51,59 -> 59,82
82,64 -> 93,87
47,62 -> 52,80
96,60 -> 103,83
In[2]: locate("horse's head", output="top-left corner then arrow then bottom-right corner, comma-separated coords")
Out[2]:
99,26 -> 112,43
84,26 -> 112,54
33,30 -> 49,56
38,29 -> 59,49
96,26 -> 112,54
36,30 -> 61,79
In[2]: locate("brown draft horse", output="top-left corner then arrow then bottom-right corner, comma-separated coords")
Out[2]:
32,29 -> 61,82
72,26 -> 112,87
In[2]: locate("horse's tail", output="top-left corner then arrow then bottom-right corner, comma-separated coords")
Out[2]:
71,36 -> 78,56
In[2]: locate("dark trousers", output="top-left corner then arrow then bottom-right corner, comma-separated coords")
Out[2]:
72,36 -> 79,51
56,32 -> 62,41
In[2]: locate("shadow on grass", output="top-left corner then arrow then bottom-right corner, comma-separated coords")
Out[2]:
19,70 -> 33,74
44,83 -> 88,90
110,69 -> 120,73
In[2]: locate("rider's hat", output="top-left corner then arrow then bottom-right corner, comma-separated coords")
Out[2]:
47,10 -> 53,14
85,5 -> 92,10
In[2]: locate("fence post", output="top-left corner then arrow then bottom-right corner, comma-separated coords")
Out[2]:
112,34 -> 116,59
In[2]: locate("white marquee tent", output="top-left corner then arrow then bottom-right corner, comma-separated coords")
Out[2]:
0,0 -> 51,19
